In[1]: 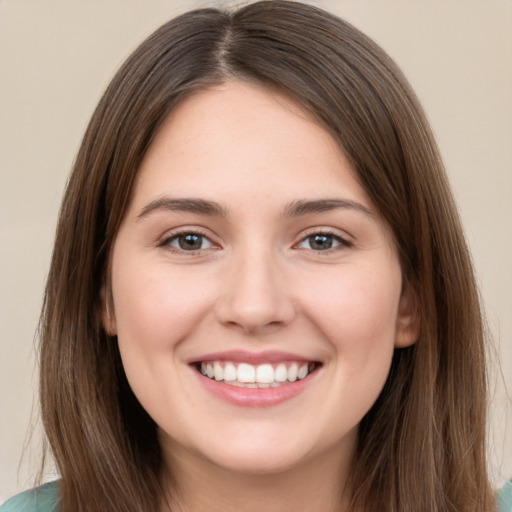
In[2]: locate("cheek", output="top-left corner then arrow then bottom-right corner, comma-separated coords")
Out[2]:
111,260 -> 214,352
306,263 -> 401,425
303,262 -> 402,357
110,260 -> 215,416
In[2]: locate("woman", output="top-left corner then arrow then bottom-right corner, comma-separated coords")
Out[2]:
2,1 -> 510,511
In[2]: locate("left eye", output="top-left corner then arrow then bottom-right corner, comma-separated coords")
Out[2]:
297,233 -> 348,251
166,233 -> 214,251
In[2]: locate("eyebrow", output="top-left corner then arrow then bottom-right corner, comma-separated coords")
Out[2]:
137,196 -> 374,220
137,197 -> 228,220
282,198 -> 374,218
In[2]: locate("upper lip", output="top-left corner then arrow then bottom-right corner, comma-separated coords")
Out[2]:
188,350 -> 318,365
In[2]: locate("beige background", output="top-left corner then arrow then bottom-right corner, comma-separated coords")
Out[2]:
1,0 -> 511,502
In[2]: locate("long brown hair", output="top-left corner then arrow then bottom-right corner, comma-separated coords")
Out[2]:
39,1 -> 494,510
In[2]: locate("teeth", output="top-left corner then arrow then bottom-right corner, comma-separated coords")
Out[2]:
256,364 -> 274,383
297,364 -> 308,380
224,362 -> 237,381
275,363 -> 287,382
237,363 -> 256,383
199,360 -> 315,386
214,361 -> 223,381
288,363 -> 298,382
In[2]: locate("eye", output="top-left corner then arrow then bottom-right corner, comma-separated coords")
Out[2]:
297,232 -> 351,251
164,232 -> 214,252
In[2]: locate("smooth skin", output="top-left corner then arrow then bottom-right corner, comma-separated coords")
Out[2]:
104,81 -> 419,512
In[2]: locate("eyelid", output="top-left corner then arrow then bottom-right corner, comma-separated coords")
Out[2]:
157,226 -> 221,253
155,226 -> 353,254
294,228 -> 353,252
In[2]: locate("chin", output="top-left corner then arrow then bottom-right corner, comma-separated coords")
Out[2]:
205,445 -> 309,476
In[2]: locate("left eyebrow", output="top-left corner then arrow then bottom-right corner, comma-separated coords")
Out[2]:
282,198 -> 374,218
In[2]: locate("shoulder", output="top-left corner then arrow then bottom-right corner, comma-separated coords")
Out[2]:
498,480 -> 512,512
1,481 -> 59,512
1,480 -> 510,512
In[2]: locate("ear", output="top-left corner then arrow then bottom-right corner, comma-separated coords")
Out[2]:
101,285 -> 117,336
395,284 -> 420,348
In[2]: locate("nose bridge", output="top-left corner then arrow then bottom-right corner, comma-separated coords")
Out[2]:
215,242 -> 295,333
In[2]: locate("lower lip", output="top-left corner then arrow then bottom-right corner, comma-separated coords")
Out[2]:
194,369 -> 318,407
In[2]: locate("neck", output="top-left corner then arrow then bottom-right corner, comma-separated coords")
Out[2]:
160,439 -> 355,512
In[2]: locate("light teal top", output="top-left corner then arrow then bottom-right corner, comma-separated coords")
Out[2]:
499,480 -> 512,512
2,479 -> 512,511
1,482 -> 58,512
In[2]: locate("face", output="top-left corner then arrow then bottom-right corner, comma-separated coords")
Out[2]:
106,82 -> 418,478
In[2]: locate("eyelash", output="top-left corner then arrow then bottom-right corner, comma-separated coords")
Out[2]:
158,229 -> 352,255
158,229 -> 217,254
295,230 -> 353,253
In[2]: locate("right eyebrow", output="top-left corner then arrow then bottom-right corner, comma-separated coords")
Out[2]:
136,197 -> 228,220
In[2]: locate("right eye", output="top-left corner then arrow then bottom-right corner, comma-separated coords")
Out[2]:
162,232 -> 215,252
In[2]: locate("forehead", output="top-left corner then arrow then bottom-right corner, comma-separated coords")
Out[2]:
130,81 -> 374,212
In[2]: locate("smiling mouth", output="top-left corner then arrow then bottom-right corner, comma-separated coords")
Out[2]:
195,361 -> 319,388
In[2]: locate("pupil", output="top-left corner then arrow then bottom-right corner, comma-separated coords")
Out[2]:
310,234 -> 332,250
179,234 -> 202,250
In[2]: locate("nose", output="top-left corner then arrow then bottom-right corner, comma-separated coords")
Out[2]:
214,248 -> 296,335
